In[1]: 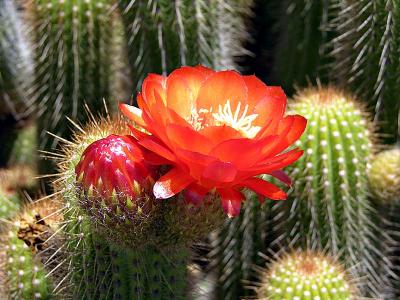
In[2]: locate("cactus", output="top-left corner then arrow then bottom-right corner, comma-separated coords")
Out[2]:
45,114 -> 224,299
0,199 -> 62,299
368,148 -> 400,298
0,186 -> 20,221
271,0 -> 336,95
0,0 -> 33,119
25,0 -> 129,154
254,251 -> 358,299
117,0 -> 253,91
330,0 -> 400,144
268,87 -> 384,297
0,0 -> 34,166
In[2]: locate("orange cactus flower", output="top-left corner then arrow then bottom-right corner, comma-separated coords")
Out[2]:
120,66 -> 307,217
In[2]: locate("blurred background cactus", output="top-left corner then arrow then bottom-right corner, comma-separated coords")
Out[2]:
118,0 -> 253,91
0,0 -> 35,167
25,0 -> 129,158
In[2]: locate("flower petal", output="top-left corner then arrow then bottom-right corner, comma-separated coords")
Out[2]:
196,70 -> 248,114
184,183 -> 209,205
142,73 -> 167,106
166,124 -> 212,153
139,136 -> 176,162
241,177 -> 287,200
218,188 -> 244,217
153,168 -> 194,199
267,170 -> 292,187
202,160 -> 238,184
119,104 -> 146,128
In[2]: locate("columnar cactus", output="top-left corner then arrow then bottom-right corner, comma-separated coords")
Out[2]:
118,0 -> 253,91
0,0 -> 34,167
0,199 -> 62,299
272,87 -> 383,296
25,0 -> 128,153
254,251 -> 358,299
50,115 -> 224,299
272,0 -> 336,94
368,148 -> 400,298
0,0 -> 33,119
331,0 -> 400,144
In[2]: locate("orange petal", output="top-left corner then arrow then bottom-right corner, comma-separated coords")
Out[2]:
139,136 -> 176,162
194,65 -> 215,77
210,137 -> 275,168
218,188 -> 244,217
175,148 -> 216,179
184,183 -> 209,205
244,76 -> 287,127
202,160 -> 237,184
166,124 -> 212,153
119,104 -> 146,128
199,125 -> 242,145
241,177 -> 287,200
196,70 -> 248,113
153,168 -> 194,199
142,73 -> 167,106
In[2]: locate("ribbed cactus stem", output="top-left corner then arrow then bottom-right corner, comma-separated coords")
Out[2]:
49,116 -> 222,299
368,148 -> 400,298
331,0 -> 400,143
0,200 -> 62,299
0,0 -> 32,118
26,0 -> 128,153
255,252 -> 357,299
268,87 -> 382,297
118,0 -> 253,91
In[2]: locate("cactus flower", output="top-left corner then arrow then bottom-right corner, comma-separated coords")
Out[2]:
120,66 -> 307,217
75,134 -> 155,200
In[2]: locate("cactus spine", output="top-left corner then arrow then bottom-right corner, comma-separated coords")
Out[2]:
118,0 -> 253,91
331,0 -> 400,144
270,87 -> 382,297
368,148 -> 400,298
0,0 -> 34,167
0,200 -> 62,299
26,0 -> 128,152
48,115 -> 222,299
254,251 -> 357,300
272,0 -> 336,94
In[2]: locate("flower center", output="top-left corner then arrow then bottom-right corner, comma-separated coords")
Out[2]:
187,100 -> 260,138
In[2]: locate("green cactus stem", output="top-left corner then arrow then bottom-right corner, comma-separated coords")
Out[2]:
117,0 -> 253,92
267,87 -> 383,297
0,200 -> 63,299
0,0 -> 33,119
0,0 -> 34,167
330,0 -> 400,144
368,148 -> 400,298
254,251 -> 357,300
271,0 -> 336,95
25,0 -> 129,155
46,115 -> 224,299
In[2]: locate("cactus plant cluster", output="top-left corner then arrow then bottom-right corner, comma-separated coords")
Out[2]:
2,1 -> 400,300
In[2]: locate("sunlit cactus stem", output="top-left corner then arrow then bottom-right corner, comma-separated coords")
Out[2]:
50,115 -> 224,299
267,87 -> 384,297
0,200 -> 62,300
25,0 -> 128,158
254,251 -> 358,300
